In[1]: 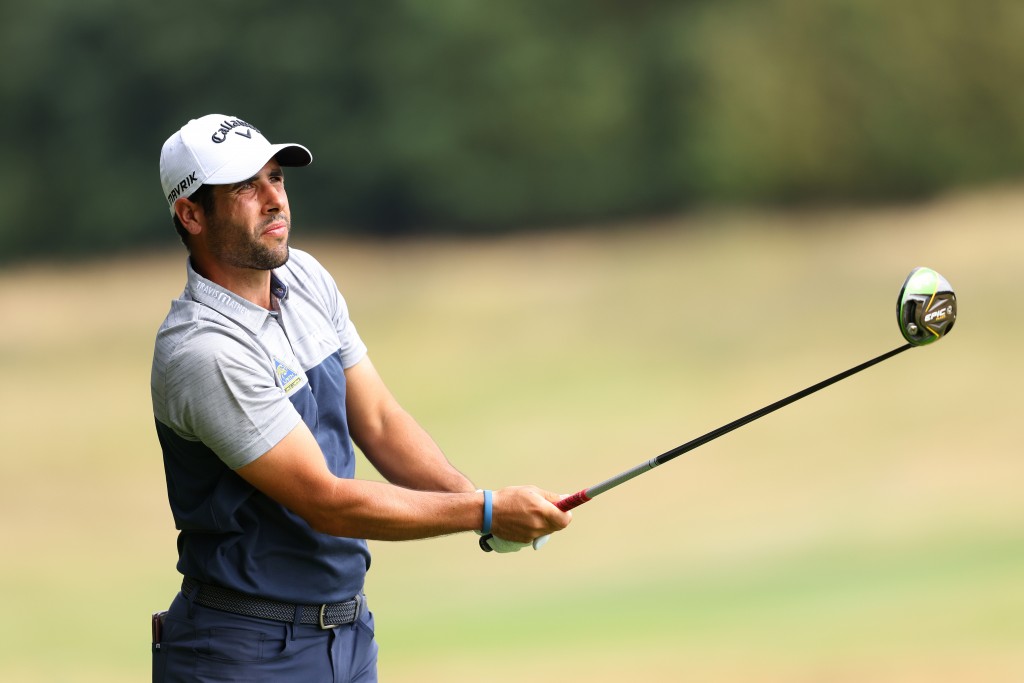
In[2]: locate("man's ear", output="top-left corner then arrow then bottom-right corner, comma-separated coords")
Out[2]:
174,197 -> 205,236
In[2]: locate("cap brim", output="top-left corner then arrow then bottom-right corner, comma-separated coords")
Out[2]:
204,143 -> 312,185
274,143 -> 312,167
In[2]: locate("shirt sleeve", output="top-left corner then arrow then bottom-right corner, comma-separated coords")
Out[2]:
162,329 -> 302,470
331,286 -> 367,370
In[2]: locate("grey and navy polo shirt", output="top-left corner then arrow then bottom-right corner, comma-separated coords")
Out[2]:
151,248 -> 370,604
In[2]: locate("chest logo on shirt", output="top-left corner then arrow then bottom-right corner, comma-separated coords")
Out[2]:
272,356 -> 304,394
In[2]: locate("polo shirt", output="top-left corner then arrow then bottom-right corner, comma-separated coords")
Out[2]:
151,248 -> 370,604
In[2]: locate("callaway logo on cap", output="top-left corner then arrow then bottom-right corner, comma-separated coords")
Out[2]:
159,114 -> 312,213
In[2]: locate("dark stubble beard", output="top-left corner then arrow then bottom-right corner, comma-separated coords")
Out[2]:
206,213 -> 291,271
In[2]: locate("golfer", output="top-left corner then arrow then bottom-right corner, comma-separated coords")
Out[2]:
151,113 -> 571,682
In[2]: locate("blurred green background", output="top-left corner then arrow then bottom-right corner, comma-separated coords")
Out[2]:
2,2 -> 1022,681
5,0 -> 1024,260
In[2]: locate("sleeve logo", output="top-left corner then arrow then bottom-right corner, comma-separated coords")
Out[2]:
272,356 -> 304,394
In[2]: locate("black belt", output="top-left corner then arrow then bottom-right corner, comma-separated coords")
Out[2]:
182,577 -> 363,630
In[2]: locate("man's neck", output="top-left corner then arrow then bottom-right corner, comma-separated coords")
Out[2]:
191,256 -> 274,310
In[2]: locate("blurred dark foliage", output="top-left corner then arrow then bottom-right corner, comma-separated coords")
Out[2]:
3,0 -> 1023,262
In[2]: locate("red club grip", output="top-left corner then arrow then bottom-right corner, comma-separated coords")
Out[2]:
556,490 -> 591,511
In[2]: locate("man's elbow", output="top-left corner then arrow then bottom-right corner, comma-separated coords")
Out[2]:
288,479 -> 348,536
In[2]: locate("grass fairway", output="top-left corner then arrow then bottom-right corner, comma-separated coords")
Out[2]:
1,187 -> 1021,682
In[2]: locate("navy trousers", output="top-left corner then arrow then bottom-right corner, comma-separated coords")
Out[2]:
153,591 -> 378,682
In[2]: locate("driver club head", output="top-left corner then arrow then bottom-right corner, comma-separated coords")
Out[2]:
898,267 -> 957,346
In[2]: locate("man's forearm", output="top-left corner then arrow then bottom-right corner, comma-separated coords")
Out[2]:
358,405 -> 475,493
308,479 -> 483,540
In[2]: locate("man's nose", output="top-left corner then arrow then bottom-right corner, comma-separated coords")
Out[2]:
260,181 -> 286,212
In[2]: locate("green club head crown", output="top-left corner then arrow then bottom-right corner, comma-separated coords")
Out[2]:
898,267 -> 956,346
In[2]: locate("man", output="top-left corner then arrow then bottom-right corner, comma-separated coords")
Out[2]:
151,114 -> 571,682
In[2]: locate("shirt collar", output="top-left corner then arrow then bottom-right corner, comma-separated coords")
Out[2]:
185,258 -> 285,333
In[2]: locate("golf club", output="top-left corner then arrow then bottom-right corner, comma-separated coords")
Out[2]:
481,267 -> 956,551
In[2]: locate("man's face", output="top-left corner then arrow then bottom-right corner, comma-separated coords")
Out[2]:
203,160 -> 291,271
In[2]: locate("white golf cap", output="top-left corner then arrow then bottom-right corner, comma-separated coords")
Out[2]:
159,114 -> 312,213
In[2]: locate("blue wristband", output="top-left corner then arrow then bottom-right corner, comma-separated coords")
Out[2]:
481,490 -> 493,535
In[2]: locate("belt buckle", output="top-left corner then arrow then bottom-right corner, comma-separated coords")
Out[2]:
353,592 -> 364,622
318,593 -> 363,630
318,603 -> 338,630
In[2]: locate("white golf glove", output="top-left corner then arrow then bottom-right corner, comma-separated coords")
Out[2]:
477,532 -> 551,553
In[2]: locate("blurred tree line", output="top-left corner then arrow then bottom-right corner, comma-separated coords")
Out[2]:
3,0 -> 1023,263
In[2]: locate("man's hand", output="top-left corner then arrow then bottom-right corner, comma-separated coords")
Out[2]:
488,486 -> 571,543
